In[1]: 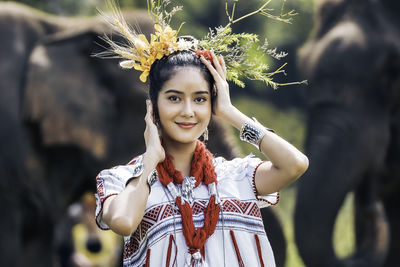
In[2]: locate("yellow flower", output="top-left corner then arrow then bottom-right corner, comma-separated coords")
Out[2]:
140,71 -> 149,82
133,63 -> 144,71
154,24 -> 163,33
116,23 -> 182,83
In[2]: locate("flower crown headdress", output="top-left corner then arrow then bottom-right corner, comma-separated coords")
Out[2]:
97,0 -> 305,89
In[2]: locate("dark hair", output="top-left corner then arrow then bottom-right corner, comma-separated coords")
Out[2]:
148,50 -> 214,121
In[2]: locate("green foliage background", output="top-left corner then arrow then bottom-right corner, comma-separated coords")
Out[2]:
2,0 -> 356,265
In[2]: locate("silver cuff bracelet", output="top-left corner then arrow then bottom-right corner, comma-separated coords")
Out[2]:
239,117 -> 274,150
147,169 -> 158,191
125,155 -> 144,186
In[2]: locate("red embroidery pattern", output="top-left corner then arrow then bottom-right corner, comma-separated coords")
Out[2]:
223,200 -> 242,213
123,199 -> 262,258
232,199 -> 252,214
160,205 -> 173,220
191,201 -> 207,215
96,179 -> 104,197
247,203 -> 262,218
251,161 -> 280,206
143,205 -> 162,223
125,234 -> 140,257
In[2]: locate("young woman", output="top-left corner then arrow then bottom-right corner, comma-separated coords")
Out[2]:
95,49 -> 308,267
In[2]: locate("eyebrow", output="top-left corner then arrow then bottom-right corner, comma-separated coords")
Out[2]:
164,89 -> 209,95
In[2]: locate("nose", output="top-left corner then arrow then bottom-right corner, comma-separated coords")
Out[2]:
181,100 -> 194,117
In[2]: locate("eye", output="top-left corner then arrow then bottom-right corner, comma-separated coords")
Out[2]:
168,95 -> 181,102
194,96 -> 207,103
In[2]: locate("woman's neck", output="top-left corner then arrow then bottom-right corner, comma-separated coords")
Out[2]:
162,140 -> 197,177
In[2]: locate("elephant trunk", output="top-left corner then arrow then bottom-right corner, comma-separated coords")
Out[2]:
349,177 -> 389,266
295,175 -> 389,267
295,107 -> 390,267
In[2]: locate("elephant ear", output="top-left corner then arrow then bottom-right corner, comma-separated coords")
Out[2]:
23,30 -> 117,160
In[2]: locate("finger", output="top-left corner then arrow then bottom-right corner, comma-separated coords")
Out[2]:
211,50 -> 224,78
145,99 -> 151,116
220,56 -> 227,79
200,55 -> 222,81
145,100 -> 153,124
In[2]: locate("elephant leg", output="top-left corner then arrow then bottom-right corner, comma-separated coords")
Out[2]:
19,166 -> 56,267
0,114 -> 55,266
295,107 -> 389,267
0,110 -> 29,266
380,111 -> 400,267
382,189 -> 400,267
0,195 -> 22,266
261,208 -> 286,267
21,186 -> 55,267
22,230 -> 55,267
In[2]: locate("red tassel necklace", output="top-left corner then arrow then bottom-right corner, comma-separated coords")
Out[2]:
156,141 -> 220,265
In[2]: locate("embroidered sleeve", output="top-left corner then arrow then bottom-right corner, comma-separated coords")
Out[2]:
234,154 -> 279,208
216,154 -> 280,207
95,155 -> 143,230
251,161 -> 280,208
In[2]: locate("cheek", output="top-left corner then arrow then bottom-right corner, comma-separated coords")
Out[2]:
197,107 -> 212,126
200,104 -> 212,119
157,101 -> 177,123
156,101 -> 167,125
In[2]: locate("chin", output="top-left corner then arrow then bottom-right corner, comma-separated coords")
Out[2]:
175,137 -> 201,144
166,134 -> 202,145
162,127 -> 205,145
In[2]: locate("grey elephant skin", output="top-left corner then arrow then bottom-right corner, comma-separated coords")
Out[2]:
295,0 -> 400,266
0,2 -> 286,266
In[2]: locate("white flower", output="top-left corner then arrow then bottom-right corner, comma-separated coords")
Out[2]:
119,60 -> 135,69
192,39 -> 199,48
168,45 -> 179,53
176,38 -> 198,51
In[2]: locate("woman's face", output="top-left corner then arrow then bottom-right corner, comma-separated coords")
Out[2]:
157,67 -> 211,146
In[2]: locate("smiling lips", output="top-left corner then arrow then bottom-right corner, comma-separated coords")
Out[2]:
176,122 -> 197,129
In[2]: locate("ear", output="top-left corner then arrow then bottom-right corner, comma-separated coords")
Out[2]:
23,30 -> 116,160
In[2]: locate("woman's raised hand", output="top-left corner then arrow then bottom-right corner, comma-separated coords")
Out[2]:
144,100 -> 165,164
200,51 -> 234,120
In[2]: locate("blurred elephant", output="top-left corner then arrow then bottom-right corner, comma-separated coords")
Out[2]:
295,0 -> 400,266
0,2 -> 286,266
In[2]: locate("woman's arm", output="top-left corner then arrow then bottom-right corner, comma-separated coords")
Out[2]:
201,52 -> 308,196
102,100 -> 165,236
220,106 -> 308,195
102,153 -> 158,236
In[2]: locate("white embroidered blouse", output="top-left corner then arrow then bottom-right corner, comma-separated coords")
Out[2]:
95,154 -> 279,267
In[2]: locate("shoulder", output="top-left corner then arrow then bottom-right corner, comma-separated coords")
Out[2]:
214,154 -> 263,181
97,154 -> 144,180
214,153 -> 263,169
127,154 -> 143,165
96,154 -> 145,199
